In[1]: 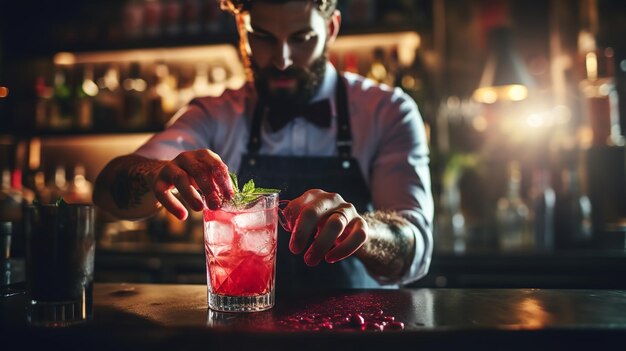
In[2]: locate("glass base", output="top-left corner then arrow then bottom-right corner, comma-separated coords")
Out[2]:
208,291 -> 274,312
28,298 -> 92,327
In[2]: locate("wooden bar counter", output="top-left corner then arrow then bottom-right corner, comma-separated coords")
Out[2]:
2,283 -> 626,350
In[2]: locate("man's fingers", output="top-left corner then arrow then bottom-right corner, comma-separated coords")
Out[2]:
154,180 -> 188,220
171,172 -> 204,211
212,161 -> 234,200
303,210 -> 350,266
324,219 -> 368,263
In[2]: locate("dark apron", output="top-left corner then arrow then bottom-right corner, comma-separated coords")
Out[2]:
238,75 -> 378,292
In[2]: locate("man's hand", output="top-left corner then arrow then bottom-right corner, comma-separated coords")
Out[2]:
95,150 -> 234,221
152,149 -> 234,219
282,189 -> 369,266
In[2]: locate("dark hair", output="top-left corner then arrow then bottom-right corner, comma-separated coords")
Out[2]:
220,0 -> 337,18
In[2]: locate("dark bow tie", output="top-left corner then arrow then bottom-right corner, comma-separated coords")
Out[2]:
266,99 -> 332,132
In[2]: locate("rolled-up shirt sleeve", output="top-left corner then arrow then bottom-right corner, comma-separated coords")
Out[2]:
369,89 -> 434,286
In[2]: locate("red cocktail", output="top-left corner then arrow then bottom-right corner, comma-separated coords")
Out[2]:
203,193 -> 278,312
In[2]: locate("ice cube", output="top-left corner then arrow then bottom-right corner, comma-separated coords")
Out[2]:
205,220 -> 235,255
233,210 -> 266,230
239,228 -> 273,256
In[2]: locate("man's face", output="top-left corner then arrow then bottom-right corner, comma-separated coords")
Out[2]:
243,1 -> 331,107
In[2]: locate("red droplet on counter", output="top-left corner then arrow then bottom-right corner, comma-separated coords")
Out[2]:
383,321 -> 405,330
362,322 -> 383,332
349,313 -> 365,327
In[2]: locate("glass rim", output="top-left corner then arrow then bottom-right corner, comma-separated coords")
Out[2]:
25,202 -> 95,209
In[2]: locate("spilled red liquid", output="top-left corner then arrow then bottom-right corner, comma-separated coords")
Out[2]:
275,294 -> 405,332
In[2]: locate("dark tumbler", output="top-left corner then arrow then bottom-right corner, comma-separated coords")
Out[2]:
24,202 -> 95,327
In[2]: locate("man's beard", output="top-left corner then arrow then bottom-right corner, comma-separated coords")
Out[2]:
251,53 -> 327,109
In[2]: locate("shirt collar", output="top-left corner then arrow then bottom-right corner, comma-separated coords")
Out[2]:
311,62 -> 337,103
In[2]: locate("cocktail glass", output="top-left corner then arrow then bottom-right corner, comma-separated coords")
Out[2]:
203,193 -> 278,312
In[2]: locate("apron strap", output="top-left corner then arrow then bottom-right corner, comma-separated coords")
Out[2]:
247,103 -> 265,154
246,73 -> 353,158
335,75 -> 352,158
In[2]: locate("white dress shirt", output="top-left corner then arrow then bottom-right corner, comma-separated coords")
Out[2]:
135,63 -> 434,286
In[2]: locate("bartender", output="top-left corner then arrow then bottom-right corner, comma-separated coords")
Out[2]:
93,0 -> 433,290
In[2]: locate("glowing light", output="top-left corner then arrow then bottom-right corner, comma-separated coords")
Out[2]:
552,105 -> 571,124
82,80 -> 99,97
526,114 -> 543,128
621,59 -> 626,72
586,52 -> 598,80
473,88 -> 498,104
53,52 -> 76,65
0,86 -> 8,98
472,115 -> 488,131
506,85 -> 528,101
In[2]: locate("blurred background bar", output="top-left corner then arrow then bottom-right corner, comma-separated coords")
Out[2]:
1,0 -> 625,288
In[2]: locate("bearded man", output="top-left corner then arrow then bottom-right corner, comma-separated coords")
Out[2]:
94,0 -> 433,290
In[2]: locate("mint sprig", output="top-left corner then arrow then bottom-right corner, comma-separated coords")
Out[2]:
229,172 -> 279,209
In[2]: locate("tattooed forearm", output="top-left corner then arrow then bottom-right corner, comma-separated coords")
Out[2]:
356,211 -> 416,281
111,157 -> 163,210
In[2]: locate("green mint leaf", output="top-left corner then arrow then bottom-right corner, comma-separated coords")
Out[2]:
229,172 -> 239,194
242,179 -> 255,194
225,173 -> 280,209
252,187 -> 280,194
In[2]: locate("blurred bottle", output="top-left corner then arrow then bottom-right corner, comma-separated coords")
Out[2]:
146,63 -> 166,128
94,64 -> 123,130
0,169 -> 22,223
154,63 -> 180,120
34,75 -> 53,130
163,0 -> 182,37
366,47 -> 391,85
76,65 -> 99,130
496,161 -> 532,251
123,0 -> 145,40
395,48 -> 436,122
0,221 -> 26,297
64,165 -> 93,204
208,62 -> 230,96
192,62 -> 212,97
32,171 -> 51,204
183,0 -> 202,35
143,0 -> 163,38
177,64 -> 196,107
45,165 -> 68,204
50,65 -> 75,130
344,51 -> 359,74
529,166 -> 555,252
553,161 -> 593,250
122,62 -> 148,130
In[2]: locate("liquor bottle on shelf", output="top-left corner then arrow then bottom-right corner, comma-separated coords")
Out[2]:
146,63 -> 166,128
50,65 -> 75,130
143,0 -> 163,39
94,64 -> 123,130
121,62 -> 148,130
155,63 -> 180,121
0,169 -> 22,223
553,160 -> 593,250
76,65 -> 98,130
529,166 -> 555,252
183,0 -> 202,35
366,47 -> 391,85
64,165 -> 93,204
343,51 -> 360,75
34,75 -> 53,130
163,0 -> 182,37
203,0 -> 221,34
122,0 -> 145,40
45,165 -> 68,204
496,161 -> 532,251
